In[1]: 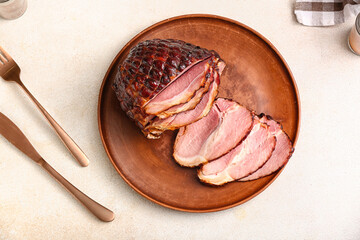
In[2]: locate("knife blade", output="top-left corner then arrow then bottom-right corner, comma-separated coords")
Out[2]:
0,112 -> 42,163
0,112 -> 115,222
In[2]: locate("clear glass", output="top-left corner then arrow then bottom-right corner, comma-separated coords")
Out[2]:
0,0 -> 27,20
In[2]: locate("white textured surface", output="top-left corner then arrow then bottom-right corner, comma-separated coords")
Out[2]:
0,1 -> 359,239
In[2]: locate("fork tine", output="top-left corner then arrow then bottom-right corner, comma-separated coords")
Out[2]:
0,46 -> 10,62
0,53 -> 6,64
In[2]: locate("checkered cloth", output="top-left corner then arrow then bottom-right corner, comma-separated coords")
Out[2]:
295,0 -> 360,26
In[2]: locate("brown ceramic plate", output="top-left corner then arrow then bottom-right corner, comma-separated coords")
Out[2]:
98,14 -> 300,212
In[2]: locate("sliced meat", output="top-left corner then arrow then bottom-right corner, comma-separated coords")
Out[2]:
157,71 -> 213,119
144,70 -> 219,135
144,60 -> 211,115
173,104 -> 220,166
173,98 -> 254,167
198,120 -> 276,186
156,59 -> 225,120
240,115 -> 294,181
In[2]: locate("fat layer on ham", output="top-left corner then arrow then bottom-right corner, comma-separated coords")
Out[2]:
145,70 -> 219,135
157,74 -> 213,119
198,120 -> 276,185
156,60 -> 226,120
173,98 -> 254,167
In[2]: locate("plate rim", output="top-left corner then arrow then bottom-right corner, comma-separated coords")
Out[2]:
97,14 -> 301,212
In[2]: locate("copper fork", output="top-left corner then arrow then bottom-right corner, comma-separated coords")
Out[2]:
0,46 -> 89,167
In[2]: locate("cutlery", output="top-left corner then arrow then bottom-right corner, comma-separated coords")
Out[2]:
0,46 -> 89,167
0,112 -> 115,222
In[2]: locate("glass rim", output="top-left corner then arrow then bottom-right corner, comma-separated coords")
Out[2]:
356,12 -> 360,35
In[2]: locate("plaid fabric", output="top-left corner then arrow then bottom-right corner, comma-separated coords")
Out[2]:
295,0 -> 360,26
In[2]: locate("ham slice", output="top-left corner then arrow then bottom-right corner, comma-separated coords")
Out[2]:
198,120 -> 276,186
144,59 -> 210,115
157,75 -> 212,119
173,98 -> 254,167
240,115 -> 294,181
145,70 -> 219,135
156,60 -> 225,120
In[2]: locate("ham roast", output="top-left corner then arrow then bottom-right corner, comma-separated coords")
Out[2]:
112,38 -> 294,186
113,39 -> 225,138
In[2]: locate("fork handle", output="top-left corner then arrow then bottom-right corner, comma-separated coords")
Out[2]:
39,158 -> 115,222
19,82 -> 90,167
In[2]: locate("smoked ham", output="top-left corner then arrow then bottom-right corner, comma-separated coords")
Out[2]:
112,39 -> 295,187
112,39 -> 225,138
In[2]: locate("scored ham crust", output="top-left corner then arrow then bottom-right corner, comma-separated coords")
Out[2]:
173,98 -> 254,167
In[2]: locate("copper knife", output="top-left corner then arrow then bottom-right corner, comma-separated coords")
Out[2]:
0,112 -> 114,222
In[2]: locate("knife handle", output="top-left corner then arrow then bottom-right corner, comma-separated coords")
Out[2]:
39,158 -> 115,222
